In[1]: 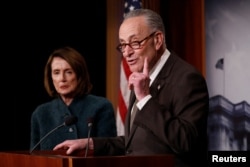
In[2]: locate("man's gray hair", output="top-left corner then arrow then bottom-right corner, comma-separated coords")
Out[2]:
124,9 -> 166,36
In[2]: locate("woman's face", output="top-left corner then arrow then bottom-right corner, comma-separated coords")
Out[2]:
51,57 -> 77,98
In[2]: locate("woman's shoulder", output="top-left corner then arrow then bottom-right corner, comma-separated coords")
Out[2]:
36,98 -> 58,107
83,94 -> 111,103
32,99 -> 59,114
81,95 -> 114,112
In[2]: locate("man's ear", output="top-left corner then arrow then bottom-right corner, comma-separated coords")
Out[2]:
154,32 -> 164,50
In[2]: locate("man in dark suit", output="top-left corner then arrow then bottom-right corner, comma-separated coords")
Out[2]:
54,9 -> 209,167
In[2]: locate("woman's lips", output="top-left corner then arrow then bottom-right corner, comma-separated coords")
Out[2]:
60,85 -> 69,89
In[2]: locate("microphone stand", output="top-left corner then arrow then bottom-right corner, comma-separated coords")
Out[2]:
30,116 -> 78,154
85,121 -> 92,157
30,124 -> 64,153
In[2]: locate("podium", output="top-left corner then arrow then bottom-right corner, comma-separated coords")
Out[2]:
0,150 -> 174,167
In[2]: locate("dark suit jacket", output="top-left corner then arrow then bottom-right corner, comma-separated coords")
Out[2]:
30,94 -> 117,150
93,52 -> 209,167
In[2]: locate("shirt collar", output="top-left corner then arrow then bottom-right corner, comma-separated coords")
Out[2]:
149,49 -> 170,86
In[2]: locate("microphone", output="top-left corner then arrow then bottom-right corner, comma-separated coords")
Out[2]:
84,118 -> 93,157
30,116 -> 78,154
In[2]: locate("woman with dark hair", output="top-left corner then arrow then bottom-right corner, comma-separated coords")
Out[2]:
30,46 -> 117,151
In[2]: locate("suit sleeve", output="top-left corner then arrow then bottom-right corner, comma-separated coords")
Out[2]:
92,136 -> 126,156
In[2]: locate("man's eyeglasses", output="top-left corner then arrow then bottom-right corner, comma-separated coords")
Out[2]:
116,32 -> 156,53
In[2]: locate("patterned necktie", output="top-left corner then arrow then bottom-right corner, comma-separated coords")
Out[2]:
130,99 -> 138,129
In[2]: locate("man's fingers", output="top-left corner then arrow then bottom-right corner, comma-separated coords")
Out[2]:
143,58 -> 149,76
53,144 -> 61,150
53,141 -> 68,150
66,147 -> 74,155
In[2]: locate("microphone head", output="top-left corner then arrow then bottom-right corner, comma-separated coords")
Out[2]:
64,116 -> 78,126
87,117 -> 94,127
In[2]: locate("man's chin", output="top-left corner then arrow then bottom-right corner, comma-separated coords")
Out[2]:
129,66 -> 141,73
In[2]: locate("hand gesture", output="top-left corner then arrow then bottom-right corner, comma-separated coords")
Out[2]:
128,58 -> 150,100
